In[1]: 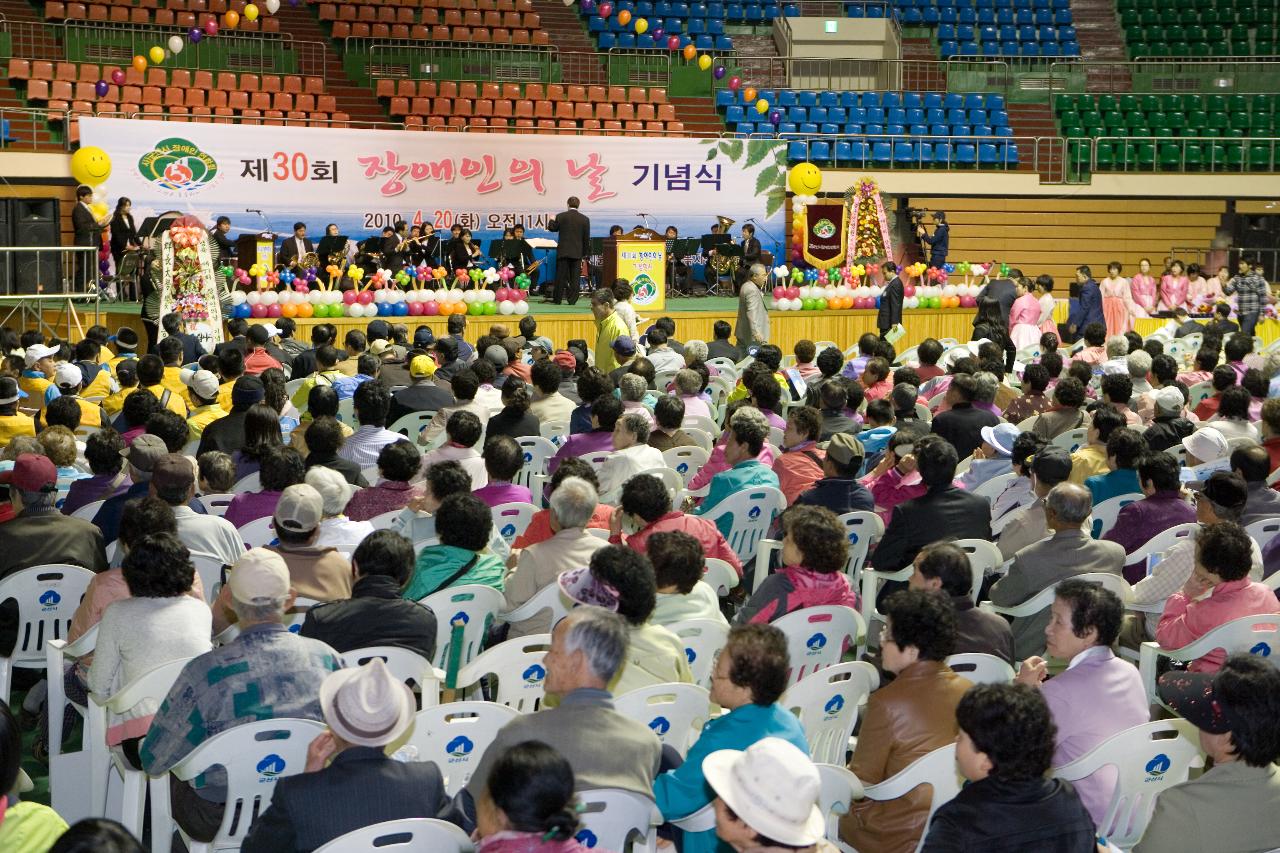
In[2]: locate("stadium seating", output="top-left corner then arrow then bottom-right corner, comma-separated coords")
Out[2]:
1118,0 -> 1278,58
579,1 -> 736,52
317,0 -> 550,44
895,0 -> 1079,58
44,0 -> 282,32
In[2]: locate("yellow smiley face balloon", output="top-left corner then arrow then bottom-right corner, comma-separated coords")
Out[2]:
70,146 -> 113,186
787,162 -> 822,195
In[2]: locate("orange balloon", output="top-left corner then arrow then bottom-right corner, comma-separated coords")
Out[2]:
437,301 -> 453,316
743,87 -> 757,103
132,55 -> 148,72
280,303 -> 298,318
224,9 -> 240,27
682,44 -> 696,61
296,302 -> 314,318
617,8 -> 632,24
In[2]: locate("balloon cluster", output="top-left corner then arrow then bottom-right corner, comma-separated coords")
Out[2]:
69,146 -> 113,220
768,283 -> 886,312
901,282 -> 982,310
167,223 -> 205,248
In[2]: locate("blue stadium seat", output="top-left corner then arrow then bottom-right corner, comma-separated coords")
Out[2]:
958,7 -> 977,24
798,91 -> 817,108
689,2 -> 708,16
930,123 -> 950,135
957,24 -> 975,40
905,107 -> 924,124
972,125 -> 992,137
1020,41 -> 1040,56
1000,39 -> 1018,53
599,32 -> 617,47
924,93 -> 944,109
758,89 -> 776,104
960,41 -> 979,55
933,142 -> 953,164
843,123 -> 863,135
810,107 -> 828,123
985,93 -> 1005,109
799,122 -> 819,134
777,122 -> 798,135
708,19 -> 724,34
940,40 -> 959,57
787,141 -> 807,161
882,92 -> 902,109
969,108 -> 988,123
687,19 -> 706,33
819,91 -> 839,108
715,35 -> 733,50
1034,9 -> 1051,24
955,143 -> 978,165
1057,24 -> 1076,40
694,34 -> 713,48
962,93 -> 984,110
783,3 -> 800,15
980,25 -> 997,41
1016,9 -> 1032,24
996,8 -> 1014,24
903,92 -> 922,109
922,6 -> 940,23
745,4 -> 766,20
995,125 -> 1014,137
988,110 -> 1009,127
847,106 -> 866,123
717,90 -> 737,108
978,143 -> 1000,165
827,106 -> 847,123
943,93 -> 964,110
589,16 -> 606,31
839,92 -> 859,108
871,142 -> 893,166
820,122 -> 841,134
862,92 -> 881,108
618,33 -> 637,47
1041,41 -> 1059,56
946,108 -> 966,123
998,24 -> 1016,39
787,106 -> 807,122
637,2 -> 654,14
951,123 -> 972,136
1061,40 -> 1079,56
904,8 -> 923,23
864,107 -> 886,123
909,123 -> 929,136
1037,25 -> 1055,40
1053,8 -> 1071,24
810,140 -> 831,162
982,42 -> 1000,56
887,107 -> 907,124
1018,24 -> 1036,40
705,2 -> 722,15
886,123 -> 906,135
978,9 -> 995,25
735,122 -> 756,135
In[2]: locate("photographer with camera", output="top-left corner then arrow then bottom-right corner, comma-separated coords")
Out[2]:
915,210 -> 949,270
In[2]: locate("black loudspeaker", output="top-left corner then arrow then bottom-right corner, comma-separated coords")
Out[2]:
11,198 -> 61,295
0,201 -> 9,294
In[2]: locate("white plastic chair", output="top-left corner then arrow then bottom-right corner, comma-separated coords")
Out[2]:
662,446 -> 710,486
584,450 -> 613,472
539,421 -> 570,447
70,498 -> 105,521
389,410 -> 436,438
238,516 -> 278,549
196,493 -> 235,516
1186,381 -> 1213,408
702,558 -> 740,597
1051,427 -> 1089,454
0,564 -> 95,703
706,357 -> 738,376
150,718 -> 326,853
1246,518 -> 1280,551
614,682 -> 711,757
838,511 -> 884,584
682,414 -> 720,437
971,471 -> 1015,504
945,653 -> 1015,684
817,763 -> 864,846
342,646 -> 446,708
774,605 -> 866,687
315,818 -> 474,853
1052,719 -> 1204,849
1125,523 -> 1198,574
500,581 -> 574,632
1139,612 -> 1280,706
368,509 -> 402,531
315,818 -> 475,853
669,619 -> 729,690
980,572 -> 1132,621
46,626 -> 99,826
454,633 -> 553,712
418,585 -> 506,671
1090,493 -> 1142,539
699,486 -> 786,566
682,427 -> 715,454
491,502 -> 539,549
190,552 -> 226,604
575,788 -> 661,853
781,661 -> 879,766
953,539 -> 1002,599
232,471 -> 261,493
337,396 -> 356,426
361,466 -> 382,486
860,743 -> 962,853
515,436 -> 557,491
405,702 -> 521,795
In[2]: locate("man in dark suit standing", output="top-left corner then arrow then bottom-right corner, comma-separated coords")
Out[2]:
71,184 -> 107,291
548,196 -> 590,305
277,222 -> 313,269
734,223 -> 762,287
877,261 -> 904,340
240,659 -> 449,853
1065,265 -> 1105,343
977,267 -> 1019,327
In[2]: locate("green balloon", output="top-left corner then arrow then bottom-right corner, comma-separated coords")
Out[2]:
469,302 -> 483,315
312,303 -> 327,318
816,298 -> 828,310
482,301 -> 496,315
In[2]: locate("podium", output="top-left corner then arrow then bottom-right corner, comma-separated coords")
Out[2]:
602,226 -> 667,311
235,233 -> 275,273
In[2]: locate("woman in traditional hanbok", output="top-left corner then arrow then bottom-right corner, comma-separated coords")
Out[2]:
1099,260 -> 1133,335
1009,277 -> 1044,350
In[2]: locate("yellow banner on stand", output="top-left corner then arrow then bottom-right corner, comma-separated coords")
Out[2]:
616,239 -> 666,311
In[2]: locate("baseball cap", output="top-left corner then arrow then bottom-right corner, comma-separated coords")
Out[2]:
409,354 -> 437,379
612,336 -> 637,356
274,483 -> 324,533
483,344 -> 509,368
825,433 -> 865,468
435,337 -> 460,360
184,369 -> 221,401
366,319 -> 390,341
980,423 -> 1021,457
231,375 -> 266,408
319,659 -> 415,748
1152,386 -> 1185,415
111,327 -> 139,350
151,453 -> 195,495
24,343 -> 58,367
1030,446 -> 1073,484
1182,426 -> 1229,464
558,566 -> 620,611
122,434 -> 169,473
530,336 -> 554,354
0,376 -> 19,406
1199,470 -> 1248,510
54,363 -> 82,390
413,326 -> 436,348
702,738 -> 827,847
0,454 -> 58,492
368,339 -> 392,357
227,547 -> 291,603
553,350 -> 577,371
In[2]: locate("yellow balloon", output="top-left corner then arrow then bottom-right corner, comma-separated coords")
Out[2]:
634,17 -> 648,33
70,145 -> 113,186
787,162 -> 823,195
755,98 -> 769,114
89,202 -> 109,220
148,45 -> 165,64
697,54 -> 712,71
244,3 -> 260,20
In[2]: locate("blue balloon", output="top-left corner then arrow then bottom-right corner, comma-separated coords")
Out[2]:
233,303 -> 252,318
943,263 -> 956,273
874,297 -> 881,309
393,301 -> 409,316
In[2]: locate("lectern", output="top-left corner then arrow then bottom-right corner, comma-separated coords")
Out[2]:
603,226 -> 667,311
235,233 -> 275,272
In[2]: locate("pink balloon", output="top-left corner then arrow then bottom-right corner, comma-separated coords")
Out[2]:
342,289 -> 357,304
408,301 -> 424,316
423,301 -> 440,316
250,304 -> 268,318
667,35 -> 680,50
785,286 -> 799,300
266,304 -> 282,317
903,285 -> 916,297
599,1 -> 613,17
516,289 -> 527,301
357,290 -> 374,305
772,286 -> 785,299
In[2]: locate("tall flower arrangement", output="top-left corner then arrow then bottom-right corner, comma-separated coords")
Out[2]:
847,177 -> 892,264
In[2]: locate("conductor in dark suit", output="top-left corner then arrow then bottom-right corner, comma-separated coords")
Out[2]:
277,222 -> 314,268
877,261 -> 904,339
548,196 -> 590,305
733,223 -> 763,287
241,659 -> 450,853
71,184 -> 107,289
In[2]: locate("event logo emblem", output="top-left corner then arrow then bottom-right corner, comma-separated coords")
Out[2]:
523,664 -> 546,684
1145,754 -> 1171,778
649,716 -> 671,735
631,273 -> 658,306
824,694 -> 845,716
806,632 -> 827,652
256,754 -> 286,780
576,829 -> 599,848
138,137 -> 219,193
39,590 -> 61,609
684,647 -> 696,664
1251,641 -> 1272,657
813,218 -> 837,239
447,736 -> 475,759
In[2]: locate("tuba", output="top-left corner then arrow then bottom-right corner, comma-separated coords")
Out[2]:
710,214 -> 739,275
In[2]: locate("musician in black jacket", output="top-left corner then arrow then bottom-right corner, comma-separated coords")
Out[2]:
449,228 -> 482,272
71,184 -> 108,291
276,221 -> 313,268
209,216 -> 235,266
107,197 -> 139,270
506,223 -> 538,287
734,223 -> 762,286
547,196 -> 590,305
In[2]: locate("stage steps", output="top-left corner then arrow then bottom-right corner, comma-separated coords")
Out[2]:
274,1 -> 393,125
527,0 -> 607,85
670,95 -> 725,136
1067,0 -> 1131,91
906,196 -> 1226,283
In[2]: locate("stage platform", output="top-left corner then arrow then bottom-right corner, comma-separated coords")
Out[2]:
52,298 -> 1010,355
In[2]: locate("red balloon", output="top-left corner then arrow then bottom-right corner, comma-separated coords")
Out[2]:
110,69 -> 126,85
408,301 -> 424,316
785,286 -> 799,300
357,290 -> 374,305
667,35 -> 681,50
772,286 -> 785,299
266,304 -> 282,318
343,289 -> 357,304
728,76 -> 742,91
598,2 -> 613,17
250,304 -> 268,318
204,17 -> 218,34
423,301 -> 440,316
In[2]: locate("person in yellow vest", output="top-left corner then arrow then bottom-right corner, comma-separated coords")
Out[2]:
101,359 -> 139,421
73,339 -> 114,400
185,369 -> 228,441
0,376 -> 35,448
18,343 -> 60,412
157,336 -> 194,410
137,354 -> 188,417
52,363 -> 102,429
107,326 -> 141,371
215,347 -> 247,412
290,344 -> 346,409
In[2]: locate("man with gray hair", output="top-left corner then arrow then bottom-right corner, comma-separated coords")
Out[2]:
972,371 -> 1000,416
735,263 -> 770,357
598,411 -> 665,504
682,339 -> 709,366
141,548 -> 342,842
458,606 -> 662,830
1100,334 -> 1131,375
502,476 -> 610,637
692,405 -> 780,535
990,482 -> 1126,660
1127,349 -> 1153,396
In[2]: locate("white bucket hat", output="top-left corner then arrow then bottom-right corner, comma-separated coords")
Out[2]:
702,738 -> 826,847
319,658 -> 415,748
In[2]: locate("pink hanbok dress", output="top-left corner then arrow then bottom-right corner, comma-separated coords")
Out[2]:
1159,274 -> 1190,313
1100,276 -> 1132,335
1128,273 -> 1157,319
1186,276 -> 1225,311
1009,292 -> 1043,349
1038,292 -> 1058,335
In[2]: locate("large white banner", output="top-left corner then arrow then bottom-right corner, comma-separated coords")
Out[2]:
78,118 -> 788,265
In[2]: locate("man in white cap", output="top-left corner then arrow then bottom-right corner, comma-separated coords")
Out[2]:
703,737 -> 837,853
51,362 -> 102,429
184,368 -> 228,440
1182,424 -> 1232,482
141,547 -> 342,843
305,465 -> 372,559
19,343 -> 60,411
241,658 -> 448,853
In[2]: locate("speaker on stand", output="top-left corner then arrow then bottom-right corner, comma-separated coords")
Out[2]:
11,198 -> 61,295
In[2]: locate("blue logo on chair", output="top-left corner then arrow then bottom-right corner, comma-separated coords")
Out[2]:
748,506 -> 761,520
524,451 -> 533,462
523,664 -> 546,684
649,716 -> 671,735
824,694 -> 845,716
450,611 -> 471,625
685,647 -> 696,663
447,736 -> 475,757
849,532 -> 860,544
575,829 -> 598,848
38,590 -> 61,607
806,632 -> 827,652
256,754 -> 286,777
1145,754 -> 1171,776
288,623 -> 301,633
1250,641 -> 1272,657
502,523 -> 517,538
677,462 -> 688,473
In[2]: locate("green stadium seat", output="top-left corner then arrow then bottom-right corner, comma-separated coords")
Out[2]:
1186,25 -> 1207,41
1119,94 -> 1140,112
1095,142 -> 1117,169
1186,109 -> 1209,128
1206,94 -> 1227,112
1139,94 -> 1161,112
1098,94 -> 1120,113
1249,142 -> 1276,171
1189,41 -> 1212,56
1159,94 -> 1182,112
1229,111 -> 1252,131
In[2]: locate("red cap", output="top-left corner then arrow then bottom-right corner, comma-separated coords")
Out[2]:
0,454 -> 58,492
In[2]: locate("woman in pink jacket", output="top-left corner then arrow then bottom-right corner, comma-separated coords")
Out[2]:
1127,257 -> 1158,318
1009,278 -> 1044,350
1159,259 -> 1191,312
